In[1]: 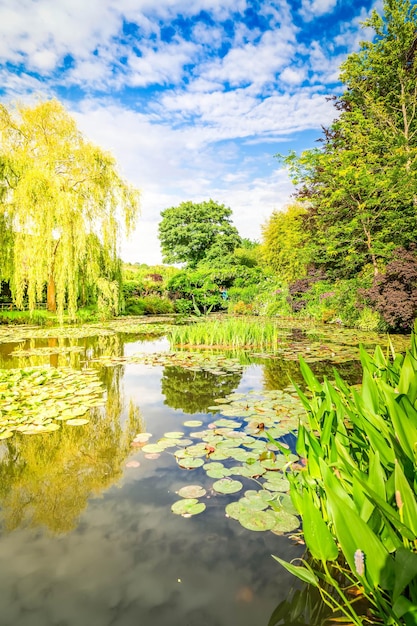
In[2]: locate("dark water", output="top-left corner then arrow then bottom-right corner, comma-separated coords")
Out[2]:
0,330 -> 364,626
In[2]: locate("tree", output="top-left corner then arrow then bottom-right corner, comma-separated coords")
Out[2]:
260,204 -> 310,282
0,100 -> 140,319
281,0 -> 417,279
158,199 -> 241,267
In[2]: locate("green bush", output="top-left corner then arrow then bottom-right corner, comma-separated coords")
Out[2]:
123,298 -> 147,316
174,298 -> 194,315
140,295 -> 174,315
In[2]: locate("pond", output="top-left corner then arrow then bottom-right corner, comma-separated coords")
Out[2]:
0,320 -> 409,626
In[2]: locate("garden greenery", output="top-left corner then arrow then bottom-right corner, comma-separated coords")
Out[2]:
275,323 -> 417,624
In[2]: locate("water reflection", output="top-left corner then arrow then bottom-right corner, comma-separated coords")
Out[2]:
262,357 -> 362,391
0,327 -> 378,626
0,391 -> 142,534
161,365 -> 242,413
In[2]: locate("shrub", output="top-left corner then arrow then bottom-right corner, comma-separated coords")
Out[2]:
141,295 -> 174,315
124,298 -> 147,316
365,246 -> 417,331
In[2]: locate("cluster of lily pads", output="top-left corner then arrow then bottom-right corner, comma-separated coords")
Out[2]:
131,388 -> 305,534
11,345 -> 84,357
0,317 -> 175,346
249,326 -> 411,364
93,351 -> 244,376
0,366 -> 105,439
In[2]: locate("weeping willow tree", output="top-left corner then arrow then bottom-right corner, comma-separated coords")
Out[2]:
0,99 -> 140,319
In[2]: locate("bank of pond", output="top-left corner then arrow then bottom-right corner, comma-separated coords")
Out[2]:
0,316 -> 415,625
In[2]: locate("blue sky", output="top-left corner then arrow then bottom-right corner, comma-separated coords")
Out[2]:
0,0 -> 378,264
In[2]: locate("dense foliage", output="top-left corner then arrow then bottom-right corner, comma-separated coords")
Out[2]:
158,199 -> 241,267
275,326 -> 417,624
0,100 -> 139,320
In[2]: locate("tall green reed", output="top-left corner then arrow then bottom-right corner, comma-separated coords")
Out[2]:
169,317 -> 285,349
274,324 -> 417,625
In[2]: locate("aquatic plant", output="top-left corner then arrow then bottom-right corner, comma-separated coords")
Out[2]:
274,323 -> 417,624
169,317 -> 286,349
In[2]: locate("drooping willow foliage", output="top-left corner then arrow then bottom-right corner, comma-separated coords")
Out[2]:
0,99 -> 140,319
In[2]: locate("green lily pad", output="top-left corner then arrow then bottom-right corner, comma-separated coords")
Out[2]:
238,509 -> 277,532
204,462 -> 232,479
142,443 -> 166,454
177,485 -> 207,498
263,478 -> 291,492
183,420 -> 203,427
270,511 -> 300,534
164,431 -> 185,439
171,498 -> 206,516
177,457 -> 205,469
65,418 -> 90,426
212,478 -> 243,494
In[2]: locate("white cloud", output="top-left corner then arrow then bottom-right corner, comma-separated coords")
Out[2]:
280,66 -> 306,85
299,0 -> 338,21
0,0 -> 373,265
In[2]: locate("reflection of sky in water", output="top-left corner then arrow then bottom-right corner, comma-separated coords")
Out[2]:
0,337 -> 305,626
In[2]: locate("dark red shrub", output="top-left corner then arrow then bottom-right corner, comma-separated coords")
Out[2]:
365,246 -> 417,331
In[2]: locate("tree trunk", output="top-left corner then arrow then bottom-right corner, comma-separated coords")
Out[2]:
47,275 -> 57,312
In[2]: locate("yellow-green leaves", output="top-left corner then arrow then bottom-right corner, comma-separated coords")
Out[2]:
0,100 -> 140,320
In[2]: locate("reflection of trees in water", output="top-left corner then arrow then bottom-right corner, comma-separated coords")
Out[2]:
0,390 -> 143,535
262,358 -> 362,391
161,366 -> 242,414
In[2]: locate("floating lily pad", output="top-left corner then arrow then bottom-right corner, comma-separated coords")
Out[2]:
183,420 -> 203,427
212,478 -> 243,494
171,498 -> 206,516
177,457 -> 205,469
164,431 -> 185,439
238,509 -> 277,532
204,462 -> 232,479
65,418 -> 90,426
142,443 -> 166,454
214,418 -> 242,429
133,433 -> 152,443
177,485 -> 207,498
270,511 -> 300,534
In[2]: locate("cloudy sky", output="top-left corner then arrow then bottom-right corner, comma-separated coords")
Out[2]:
0,0 -> 378,264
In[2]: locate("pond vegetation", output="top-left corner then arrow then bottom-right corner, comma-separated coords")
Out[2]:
0,316 -> 414,624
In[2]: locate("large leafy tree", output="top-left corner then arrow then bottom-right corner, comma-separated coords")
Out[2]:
158,199 -> 241,267
282,0 -> 417,279
0,100 -> 140,318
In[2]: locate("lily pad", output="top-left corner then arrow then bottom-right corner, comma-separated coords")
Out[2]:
183,420 -> 203,427
177,485 -> 207,499
270,511 -> 300,534
238,509 -> 277,532
64,418 -> 90,426
171,498 -> 206,516
177,457 -> 205,469
212,478 -> 243,494
164,431 -> 185,439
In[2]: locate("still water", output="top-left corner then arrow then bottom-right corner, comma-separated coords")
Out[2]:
0,329 -> 363,626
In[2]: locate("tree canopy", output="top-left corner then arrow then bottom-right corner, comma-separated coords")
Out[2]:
260,204 -> 310,282
280,0 -> 417,280
0,99 -> 140,318
158,199 -> 241,268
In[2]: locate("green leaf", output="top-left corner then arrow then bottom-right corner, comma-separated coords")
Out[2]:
393,547 -> 417,604
394,461 -> 417,537
301,495 -> 338,562
272,556 -> 319,587
325,479 -> 394,590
